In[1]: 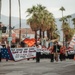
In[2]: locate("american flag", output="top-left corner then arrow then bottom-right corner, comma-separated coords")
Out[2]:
69,34 -> 75,48
1,48 -> 13,60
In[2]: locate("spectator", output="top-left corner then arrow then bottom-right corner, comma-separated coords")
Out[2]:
60,45 -> 66,61
51,41 -> 61,62
0,42 -> 3,62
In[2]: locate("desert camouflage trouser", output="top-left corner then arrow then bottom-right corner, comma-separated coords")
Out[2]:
54,52 -> 59,62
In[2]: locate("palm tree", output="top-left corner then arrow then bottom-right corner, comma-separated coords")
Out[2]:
26,5 -> 47,44
18,0 -> 21,43
59,6 -> 65,20
67,28 -> 75,41
52,32 -> 60,40
27,17 -> 39,44
59,16 -> 67,23
59,6 -> 65,46
72,18 -> 75,29
37,8 -> 55,39
67,15 -> 71,25
48,22 -> 57,40
26,5 -> 39,44
62,22 -> 70,47
26,4 -> 56,45
36,4 -> 46,38
9,0 -> 11,37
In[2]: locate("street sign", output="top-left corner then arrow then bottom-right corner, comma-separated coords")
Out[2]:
8,37 -> 12,41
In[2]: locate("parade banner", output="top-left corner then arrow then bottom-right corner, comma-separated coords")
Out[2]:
69,34 -> 75,49
10,47 -> 36,61
1,48 -> 13,60
27,47 -> 36,58
41,48 -> 50,54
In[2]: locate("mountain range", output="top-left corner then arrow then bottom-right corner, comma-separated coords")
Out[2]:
1,13 -> 75,28
1,13 -> 75,41
1,15 -> 29,28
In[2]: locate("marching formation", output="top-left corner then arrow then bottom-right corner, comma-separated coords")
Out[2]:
35,41 -> 67,63
0,40 -> 75,63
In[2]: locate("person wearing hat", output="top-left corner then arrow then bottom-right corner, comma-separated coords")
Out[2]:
52,41 -> 61,62
60,45 -> 66,61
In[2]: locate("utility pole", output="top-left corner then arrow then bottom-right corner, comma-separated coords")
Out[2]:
0,0 -> 1,20
18,0 -> 21,43
8,0 -> 12,47
0,0 -> 2,24
0,0 -> 2,42
9,0 -> 11,37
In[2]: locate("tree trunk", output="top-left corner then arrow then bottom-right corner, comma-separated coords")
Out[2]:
62,11 -> 65,46
35,30 -> 37,45
39,29 -> 42,38
62,26 -> 64,46
42,31 -> 44,38
47,30 -> 49,39
50,32 -> 52,40
65,35 -> 67,48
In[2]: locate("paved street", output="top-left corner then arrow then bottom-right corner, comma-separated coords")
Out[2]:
0,59 -> 75,75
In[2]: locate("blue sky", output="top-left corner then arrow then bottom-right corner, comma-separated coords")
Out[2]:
1,0 -> 75,19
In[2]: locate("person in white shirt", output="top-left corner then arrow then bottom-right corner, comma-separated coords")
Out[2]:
0,43 -> 3,62
36,44 -> 41,63
38,43 -> 42,49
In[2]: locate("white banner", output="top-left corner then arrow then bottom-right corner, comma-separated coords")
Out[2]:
41,48 -> 50,54
10,47 -> 36,61
27,47 -> 36,58
69,34 -> 75,48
